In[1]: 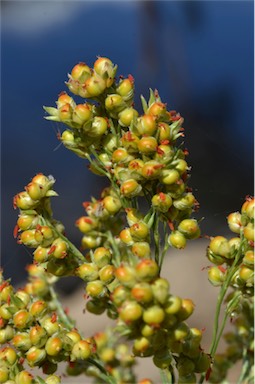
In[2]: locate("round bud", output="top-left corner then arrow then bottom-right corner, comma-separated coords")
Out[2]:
143,305 -> 165,325
76,216 -> 98,234
34,226 -> 55,247
119,301 -> 143,323
89,117 -> 108,137
121,131 -> 140,153
131,282 -> 153,304
26,346 -> 47,366
152,193 -> 172,213
33,246 -> 50,263
136,115 -> 157,136
17,214 -> 39,230
0,346 -> 17,365
141,161 -> 163,180
15,371 -> 34,384
45,375 -> 61,384
103,195 -> 122,214
111,285 -> 130,307
99,265 -> 115,284
138,136 -> 158,154
130,221 -> 149,241
131,242 -> 151,258
29,300 -> 47,318
151,278 -> 170,304
116,76 -> 134,101
227,212 -> 242,234
45,336 -> 63,356
12,332 -> 32,351
147,102 -> 167,120
243,223 -> 254,241
71,340 -> 91,360
164,296 -> 182,315
76,263 -> 99,281
29,325 -> 48,347
49,238 -> 68,259
70,62 -> 91,82
243,250 -> 254,268
208,266 -> 226,286
81,235 -> 101,249
118,107 -> 138,127
120,179 -> 142,197
14,191 -> 38,210
105,94 -> 126,117
85,75 -> 106,97
168,231 -> 187,249
72,104 -> 93,126
160,169 -> 180,185
115,265 -> 136,287
209,236 -> 230,258
13,309 -> 31,329
93,247 -> 112,268
178,299 -> 195,321
173,193 -> 195,210
178,219 -> 200,239
86,280 -> 107,298
135,259 -> 159,282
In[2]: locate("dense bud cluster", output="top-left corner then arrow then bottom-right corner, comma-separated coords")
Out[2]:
4,56 -> 253,383
0,270 -> 98,383
205,197 -> 254,382
207,197 -> 254,296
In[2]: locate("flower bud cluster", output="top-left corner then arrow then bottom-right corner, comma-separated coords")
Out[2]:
0,272 -> 98,383
85,329 -> 136,383
209,297 -> 254,383
44,57 -> 199,249
207,197 -> 254,296
13,174 -> 81,277
111,264 -> 210,378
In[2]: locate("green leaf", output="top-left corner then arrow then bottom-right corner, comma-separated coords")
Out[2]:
140,95 -> 148,113
10,293 -> 24,309
148,88 -> 156,107
45,190 -> 59,197
43,106 -> 59,116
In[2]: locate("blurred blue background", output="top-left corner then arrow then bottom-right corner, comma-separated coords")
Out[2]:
1,1 -> 254,286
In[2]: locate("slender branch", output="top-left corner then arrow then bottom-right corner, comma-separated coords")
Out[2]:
49,285 -> 75,330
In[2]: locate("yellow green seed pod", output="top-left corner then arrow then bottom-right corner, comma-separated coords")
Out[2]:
94,57 -> 116,87
178,219 -> 200,239
143,305 -> 165,325
120,179 -> 142,197
152,192 -> 172,213
116,76 -> 134,102
119,301 -> 143,323
76,263 -> 99,282
45,336 -> 63,356
160,169 -> 180,185
138,136 -> 158,154
118,107 -> 138,127
168,231 -> 187,249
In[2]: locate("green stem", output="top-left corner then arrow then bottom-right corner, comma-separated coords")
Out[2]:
153,213 -> 160,265
49,285 -> 75,330
199,242 -> 244,384
43,216 -> 86,264
237,348 -> 253,384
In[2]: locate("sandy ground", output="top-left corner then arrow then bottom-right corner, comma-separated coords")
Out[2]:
56,238 -> 242,384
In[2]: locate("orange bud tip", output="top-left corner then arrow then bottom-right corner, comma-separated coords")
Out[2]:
13,225 -> 19,238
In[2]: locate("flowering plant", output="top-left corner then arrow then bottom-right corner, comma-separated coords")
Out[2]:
0,57 -> 254,384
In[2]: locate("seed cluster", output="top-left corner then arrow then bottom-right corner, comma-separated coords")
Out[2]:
4,56 -> 252,383
0,268 -> 97,384
206,197 -> 254,383
207,197 -> 254,295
